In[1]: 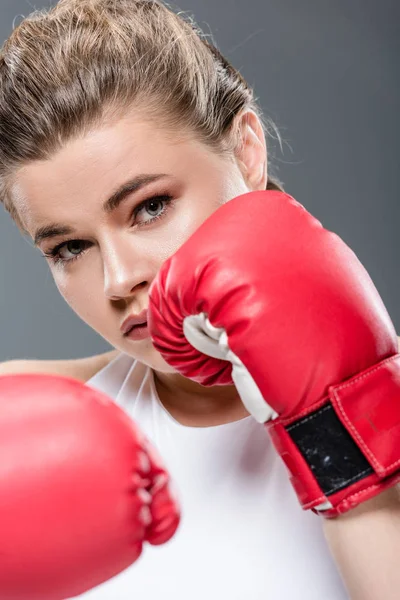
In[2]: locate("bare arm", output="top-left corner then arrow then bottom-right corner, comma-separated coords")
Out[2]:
323,486 -> 400,600
322,335 -> 400,599
0,349 -> 120,382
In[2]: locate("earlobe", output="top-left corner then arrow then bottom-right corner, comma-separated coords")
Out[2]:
234,110 -> 267,191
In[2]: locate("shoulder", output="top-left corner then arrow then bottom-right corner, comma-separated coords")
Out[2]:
0,349 -> 120,382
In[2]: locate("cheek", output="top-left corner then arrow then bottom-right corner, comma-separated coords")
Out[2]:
52,269 -> 104,326
156,195 -> 224,260
166,171 -> 248,255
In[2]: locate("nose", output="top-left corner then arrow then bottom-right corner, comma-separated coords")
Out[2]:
102,237 -> 152,301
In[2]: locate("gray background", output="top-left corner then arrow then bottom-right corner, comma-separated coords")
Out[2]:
0,0 -> 399,361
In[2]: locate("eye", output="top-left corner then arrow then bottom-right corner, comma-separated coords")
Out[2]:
134,195 -> 173,225
43,239 -> 91,265
43,194 -> 175,267
60,240 -> 84,259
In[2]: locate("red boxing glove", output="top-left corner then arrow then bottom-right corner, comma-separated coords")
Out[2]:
149,190 -> 400,518
0,373 -> 180,599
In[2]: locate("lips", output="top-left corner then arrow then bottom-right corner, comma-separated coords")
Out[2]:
120,310 -> 148,336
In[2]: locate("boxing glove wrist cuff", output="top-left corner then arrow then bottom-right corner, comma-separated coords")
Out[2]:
267,353 -> 400,518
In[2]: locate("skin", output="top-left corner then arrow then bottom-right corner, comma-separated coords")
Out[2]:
10,107 -> 268,426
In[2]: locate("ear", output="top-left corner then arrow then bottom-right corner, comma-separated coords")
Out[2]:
233,109 -> 268,191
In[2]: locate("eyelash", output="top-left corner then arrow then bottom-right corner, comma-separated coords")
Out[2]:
43,194 -> 174,266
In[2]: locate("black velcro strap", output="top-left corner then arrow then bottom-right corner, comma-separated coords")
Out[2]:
286,403 -> 374,496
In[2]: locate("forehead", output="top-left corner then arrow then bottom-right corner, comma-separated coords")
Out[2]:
10,112 -> 216,231
16,113 -> 191,191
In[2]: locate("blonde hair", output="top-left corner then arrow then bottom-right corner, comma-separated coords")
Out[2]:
0,0 -> 283,232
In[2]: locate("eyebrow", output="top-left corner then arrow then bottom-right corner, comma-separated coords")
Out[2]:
33,173 -> 169,245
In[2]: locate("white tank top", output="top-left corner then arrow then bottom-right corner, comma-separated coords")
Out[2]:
74,352 -> 348,599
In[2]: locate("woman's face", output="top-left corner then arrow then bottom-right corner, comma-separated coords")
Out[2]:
11,110 -> 256,371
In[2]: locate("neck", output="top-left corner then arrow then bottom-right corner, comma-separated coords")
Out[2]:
153,369 -> 250,427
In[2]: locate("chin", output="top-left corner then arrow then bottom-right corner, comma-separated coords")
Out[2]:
120,339 -> 177,373
144,353 -> 177,373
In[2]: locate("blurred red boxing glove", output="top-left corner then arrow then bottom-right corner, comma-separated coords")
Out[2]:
149,190 -> 400,518
0,373 -> 180,599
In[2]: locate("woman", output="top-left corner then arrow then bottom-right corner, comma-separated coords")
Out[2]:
0,1 -> 399,598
